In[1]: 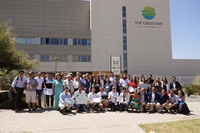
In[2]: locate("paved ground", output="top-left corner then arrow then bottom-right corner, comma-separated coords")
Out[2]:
0,102 -> 200,133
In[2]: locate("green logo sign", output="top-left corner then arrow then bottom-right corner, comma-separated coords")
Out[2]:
142,6 -> 156,20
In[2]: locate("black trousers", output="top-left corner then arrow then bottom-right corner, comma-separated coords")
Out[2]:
15,87 -> 24,110
46,95 -> 54,107
170,104 -> 178,111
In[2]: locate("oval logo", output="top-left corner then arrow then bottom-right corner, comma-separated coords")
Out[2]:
142,6 -> 156,20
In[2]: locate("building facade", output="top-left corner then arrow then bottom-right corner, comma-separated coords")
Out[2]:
0,0 -> 200,76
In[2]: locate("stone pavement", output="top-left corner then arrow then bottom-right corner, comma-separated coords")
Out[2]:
0,102 -> 200,133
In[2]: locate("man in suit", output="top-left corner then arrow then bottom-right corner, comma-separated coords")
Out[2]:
147,86 -> 160,112
110,79 -> 120,95
100,75 -> 106,88
170,76 -> 182,95
63,75 -> 74,95
138,88 -> 148,112
80,74 -> 90,94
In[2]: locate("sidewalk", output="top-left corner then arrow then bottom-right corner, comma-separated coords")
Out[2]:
0,102 -> 200,133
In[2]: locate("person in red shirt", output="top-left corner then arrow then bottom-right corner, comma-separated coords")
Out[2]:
129,76 -> 139,88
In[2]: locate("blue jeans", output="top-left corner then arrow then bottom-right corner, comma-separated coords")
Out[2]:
119,102 -> 129,111
36,90 -> 42,108
77,104 -> 86,111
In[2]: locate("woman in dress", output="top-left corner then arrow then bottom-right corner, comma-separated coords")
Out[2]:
73,76 -> 80,93
161,76 -> 170,94
104,78 -> 111,94
53,73 -> 64,110
129,76 -> 139,92
153,77 -> 162,93
130,90 -> 140,111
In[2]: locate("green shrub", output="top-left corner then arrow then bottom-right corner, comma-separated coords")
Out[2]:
184,85 -> 193,97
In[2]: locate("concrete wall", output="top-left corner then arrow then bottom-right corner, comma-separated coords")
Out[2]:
91,0 -> 200,76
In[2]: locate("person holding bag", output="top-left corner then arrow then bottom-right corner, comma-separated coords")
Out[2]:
11,70 -> 27,112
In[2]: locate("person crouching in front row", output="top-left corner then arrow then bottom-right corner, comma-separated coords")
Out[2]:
119,87 -> 130,112
158,89 -> 169,113
138,88 -> 148,112
59,87 -> 73,113
130,90 -> 140,111
73,85 -> 87,112
146,86 -> 160,112
108,86 -> 119,111
87,87 -> 97,111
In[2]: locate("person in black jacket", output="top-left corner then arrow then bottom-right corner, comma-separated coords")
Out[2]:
147,86 -> 160,112
138,88 -> 148,112
170,76 -> 182,95
110,79 -> 120,95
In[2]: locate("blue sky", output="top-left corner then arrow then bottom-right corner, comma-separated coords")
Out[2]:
170,0 -> 200,59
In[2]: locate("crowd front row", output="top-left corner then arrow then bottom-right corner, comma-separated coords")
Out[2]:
11,71 -> 190,115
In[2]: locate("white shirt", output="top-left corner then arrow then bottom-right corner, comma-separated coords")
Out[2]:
73,90 -> 86,99
11,76 -> 27,88
119,78 -> 129,88
73,81 -> 80,88
109,76 -> 115,84
97,91 -> 107,97
35,77 -> 44,90
88,92 -> 97,102
173,82 -> 176,89
108,91 -> 119,105
151,93 -> 155,103
100,79 -> 104,88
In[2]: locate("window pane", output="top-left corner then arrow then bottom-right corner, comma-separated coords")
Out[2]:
73,55 -> 78,62
87,39 -> 91,45
46,38 -> 49,45
123,12 -> 126,17
50,38 -> 59,45
82,39 -> 87,45
123,39 -> 127,45
82,56 -> 87,62
123,45 -> 127,50
31,38 -> 35,44
46,55 -> 50,62
60,39 -> 63,45
78,39 -> 81,45
73,39 -> 77,45
88,56 -> 91,62
40,55 -> 45,62
123,29 -> 127,33
123,7 -> 126,12
63,55 -> 68,62
17,38 -> 26,44
123,22 -> 126,27
64,39 -> 68,45
41,38 -> 45,44
29,54 -> 35,60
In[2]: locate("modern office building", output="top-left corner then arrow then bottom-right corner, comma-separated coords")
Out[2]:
0,0 -> 200,76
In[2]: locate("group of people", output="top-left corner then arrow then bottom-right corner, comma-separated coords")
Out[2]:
11,71 -> 190,114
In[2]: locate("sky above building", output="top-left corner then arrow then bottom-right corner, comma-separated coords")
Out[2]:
170,0 -> 200,59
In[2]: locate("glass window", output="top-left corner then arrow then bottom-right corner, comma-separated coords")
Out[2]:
50,38 -> 59,45
17,38 -> 26,44
124,61 -> 127,67
73,39 -> 77,45
123,22 -> 126,28
123,29 -> 127,33
87,39 -> 91,45
46,38 -> 49,45
41,38 -> 46,45
81,56 -> 88,62
46,55 -> 50,62
123,36 -> 127,39
82,39 -> 87,45
123,39 -> 127,45
123,7 -> 126,12
88,56 -> 91,62
29,54 -> 35,60
64,39 -> 68,45
40,55 -> 45,62
123,45 -> 127,50
123,12 -> 126,17
60,39 -> 63,45
78,39 -> 81,45
73,55 -> 78,62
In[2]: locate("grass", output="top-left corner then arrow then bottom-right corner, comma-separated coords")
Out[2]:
139,118 -> 200,133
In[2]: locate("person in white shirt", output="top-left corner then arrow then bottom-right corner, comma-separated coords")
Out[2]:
59,87 -> 73,113
35,72 -> 44,109
108,86 -> 119,111
73,85 -> 86,112
87,88 -> 97,111
167,90 -> 178,112
11,70 -> 27,112
119,88 -> 130,112
63,75 -> 74,95
119,74 -> 129,92
73,76 -> 80,92
97,87 -> 109,110
109,72 -> 115,85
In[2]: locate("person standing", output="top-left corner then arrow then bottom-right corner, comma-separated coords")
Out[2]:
63,75 -> 74,95
80,74 -> 90,94
11,70 -> 27,112
104,78 -> 111,94
109,72 -> 115,85
53,73 -> 64,110
148,74 -> 154,85
153,77 -> 162,93
170,76 -> 182,95
35,72 -> 44,109
41,72 -> 46,108
44,73 -> 54,109
26,71 -> 38,111
73,76 -> 80,92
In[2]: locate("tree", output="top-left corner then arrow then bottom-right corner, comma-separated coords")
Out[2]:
0,22 -> 38,75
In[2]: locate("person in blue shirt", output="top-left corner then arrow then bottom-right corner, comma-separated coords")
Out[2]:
53,73 -> 64,110
59,87 -> 73,113
158,89 -> 169,113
